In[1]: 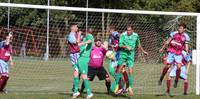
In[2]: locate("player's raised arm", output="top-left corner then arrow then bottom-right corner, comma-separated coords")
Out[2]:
159,37 -> 172,53
78,36 -> 92,46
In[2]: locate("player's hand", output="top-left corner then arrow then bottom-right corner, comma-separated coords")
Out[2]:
112,57 -> 116,61
143,51 -> 148,55
159,48 -> 164,53
78,31 -> 82,36
186,70 -> 189,74
114,44 -> 118,48
126,47 -> 131,51
78,42 -> 85,46
10,61 -> 14,66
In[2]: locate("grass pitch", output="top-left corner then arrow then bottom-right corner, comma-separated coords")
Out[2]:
0,57 -> 197,99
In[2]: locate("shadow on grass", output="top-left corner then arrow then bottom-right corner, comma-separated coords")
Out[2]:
57,91 -> 131,99
57,92 -> 72,97
155,93 -> 175,98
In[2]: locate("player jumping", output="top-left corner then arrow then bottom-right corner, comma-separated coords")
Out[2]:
116,25 -> 148,96
158,23 -> 190,88
166,50 -> 192,95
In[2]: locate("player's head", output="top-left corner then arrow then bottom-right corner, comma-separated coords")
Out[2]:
70,23 -> 78,32
178,22 -> 186,34
109,26 -> 116,33
126,25 -> 134,36
94,38 -> 102,47
5,32 -> 13,42
88,28 -> 93,34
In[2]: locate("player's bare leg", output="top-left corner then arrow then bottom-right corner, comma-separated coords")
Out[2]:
158,64 -> 171,85
174,63 -> 182,88
105,77 -> 111,94
165,70 -> 172,96
122,66 -> 129,90
0,75 -> 9,94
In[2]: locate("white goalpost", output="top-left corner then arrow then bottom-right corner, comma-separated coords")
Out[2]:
0,2 -> 199,95
196,15 -> 200,95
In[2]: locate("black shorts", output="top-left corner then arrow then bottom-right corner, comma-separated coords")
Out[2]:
88,66 -> 109,81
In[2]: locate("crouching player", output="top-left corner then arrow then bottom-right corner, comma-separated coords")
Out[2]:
0,33 -> 13,93
80,38 -> 111,94
166,50 -> 192,95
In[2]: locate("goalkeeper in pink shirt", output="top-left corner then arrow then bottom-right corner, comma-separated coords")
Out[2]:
80,38 -> 111,94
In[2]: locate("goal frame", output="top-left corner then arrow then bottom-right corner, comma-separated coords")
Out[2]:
0,2 -> 199,95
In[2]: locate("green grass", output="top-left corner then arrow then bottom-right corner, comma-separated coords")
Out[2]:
1,93 -> 200,99
0,57 -> 197,99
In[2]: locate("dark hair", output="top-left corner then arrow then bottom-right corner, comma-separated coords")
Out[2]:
6,32 -> 10,36
70,23 -> 77,27
94,37 -> 102,42
178,22 -> 186,28
127,24 -> 134,30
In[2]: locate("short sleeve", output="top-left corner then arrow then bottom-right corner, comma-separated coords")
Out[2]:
186,53 -> 192,62
184,33 -> 190,42
68,32 -> 76,43
0,41 -> 5,48
136,35 -> 141,47
86,34 -> 94,41
170,31 -> 176,38
119,32 -> 126,47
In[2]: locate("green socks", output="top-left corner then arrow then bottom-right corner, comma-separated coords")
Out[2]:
73,77 -> 79,93
84,79 -> 91,95
128,74 -> 133,87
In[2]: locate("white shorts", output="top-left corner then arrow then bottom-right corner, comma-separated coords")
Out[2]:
169,65 -> 187,80
0,59 -> 9,76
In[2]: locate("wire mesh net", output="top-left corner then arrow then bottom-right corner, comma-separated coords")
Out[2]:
0,6 -> 197,94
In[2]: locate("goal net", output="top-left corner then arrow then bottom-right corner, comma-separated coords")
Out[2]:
0,3 -> 199,95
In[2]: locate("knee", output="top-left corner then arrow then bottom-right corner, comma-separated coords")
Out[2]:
1,75 -> 9,80
177,64 -> 182,68
73,71 -> 79,77
81,74 -> 87,79
184,79 -> 188,83
166,65 -> 171,68
167,76 -> 172,80
105,77 -> 111,82
129,68 -> 133,74
116,66 -> 122,73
